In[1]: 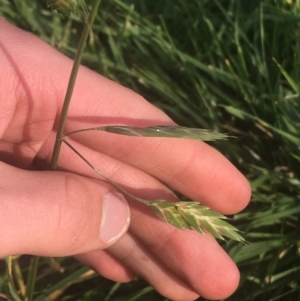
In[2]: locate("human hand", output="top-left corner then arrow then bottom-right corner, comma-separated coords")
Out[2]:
0,19 -> 250,301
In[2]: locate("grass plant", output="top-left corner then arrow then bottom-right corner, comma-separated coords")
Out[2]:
0,0 -> 300,300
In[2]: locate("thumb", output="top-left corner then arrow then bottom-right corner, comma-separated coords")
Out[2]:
0,162 -> 130,258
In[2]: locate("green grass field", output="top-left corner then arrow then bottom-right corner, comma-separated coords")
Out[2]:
1,0 -> 300,300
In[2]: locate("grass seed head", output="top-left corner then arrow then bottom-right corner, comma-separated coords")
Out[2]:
150,200 -> 246,242
46,0 -> 77,16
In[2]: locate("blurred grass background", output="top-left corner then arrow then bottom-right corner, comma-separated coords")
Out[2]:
0,0 -> 300,300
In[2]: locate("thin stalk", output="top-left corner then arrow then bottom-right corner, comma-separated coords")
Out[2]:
62,139 -> 150,206
0,293 -> 16,301
103,282 -> 121,301
33,266 -> 90,301
25,256 -> 40,301
33,3 -> 102,299
5,257 -> 22,301
79,0 -> 91,21
51,0 -> 102,169
12,259 -> 26,297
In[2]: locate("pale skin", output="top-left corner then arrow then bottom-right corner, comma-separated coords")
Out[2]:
0,18 -> 251,301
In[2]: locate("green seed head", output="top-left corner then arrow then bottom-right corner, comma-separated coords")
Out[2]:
46,0 -> 77,16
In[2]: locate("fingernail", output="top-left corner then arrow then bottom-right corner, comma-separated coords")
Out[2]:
100,192 -> 130,245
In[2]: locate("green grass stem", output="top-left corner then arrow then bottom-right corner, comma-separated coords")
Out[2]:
51,0 -> 102,169
25,256 -> 40,301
